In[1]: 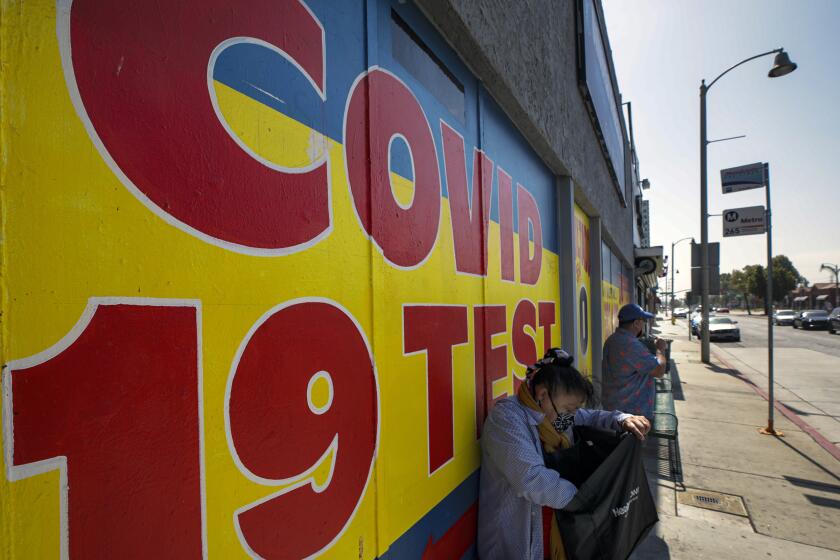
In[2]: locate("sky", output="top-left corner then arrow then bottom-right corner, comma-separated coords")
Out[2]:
601,0 -> 840,295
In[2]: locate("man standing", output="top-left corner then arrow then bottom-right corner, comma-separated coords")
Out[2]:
602,304 -> 668,420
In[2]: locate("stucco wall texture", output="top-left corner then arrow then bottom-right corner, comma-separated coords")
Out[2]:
416,0 -> 635,264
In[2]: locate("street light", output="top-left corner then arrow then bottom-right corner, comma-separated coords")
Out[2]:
670,237 -> 694,321
698,48 -> 797,364
820,263 -> 839,309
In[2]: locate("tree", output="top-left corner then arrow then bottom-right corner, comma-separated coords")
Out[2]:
728,256 -> 803,313
714,272 -> 736,307
730,269 -> 752,314
743,264 -> 767,313
772,255 -> 802,303
729,265 -> 767,314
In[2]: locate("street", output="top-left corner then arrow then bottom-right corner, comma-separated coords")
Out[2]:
674,313 -> 840,448
715,312 -> 840,359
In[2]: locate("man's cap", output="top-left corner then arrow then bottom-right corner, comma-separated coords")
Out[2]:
618,303 -> 655,322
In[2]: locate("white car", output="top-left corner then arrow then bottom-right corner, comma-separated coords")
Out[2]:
773,309 -> 796,326
708,316 -> 741,342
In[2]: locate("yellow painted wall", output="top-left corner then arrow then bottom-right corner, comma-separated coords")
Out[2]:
0,1 -> 563,558
574,205 -> 592,377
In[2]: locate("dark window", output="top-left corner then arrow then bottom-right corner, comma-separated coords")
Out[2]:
391,10 -> 465,122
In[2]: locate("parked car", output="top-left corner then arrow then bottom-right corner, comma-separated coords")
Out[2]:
708,316 -> 741,342
792,310 -> 830,330
716,307 -> 730,314
673,307 -> 689,318
773,309 -> 796,326
692,313 -> 716,336
829,307 -> 840,334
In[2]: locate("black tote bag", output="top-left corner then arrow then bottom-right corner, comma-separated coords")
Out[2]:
546,427 -> 658,560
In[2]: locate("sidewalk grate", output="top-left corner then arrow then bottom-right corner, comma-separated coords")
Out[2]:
677,488 -> 749,517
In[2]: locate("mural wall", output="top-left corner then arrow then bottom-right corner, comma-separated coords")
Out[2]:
0,1 -> 564,558
601,241 -> 632,340
574,205 -> 592,377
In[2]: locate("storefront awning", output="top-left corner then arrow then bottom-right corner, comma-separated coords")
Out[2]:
634,246 -> 665,290
816,294 -> 829,301
793,296 -> 807,302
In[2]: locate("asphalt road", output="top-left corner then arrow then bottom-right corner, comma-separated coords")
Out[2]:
711,312 -> 840,359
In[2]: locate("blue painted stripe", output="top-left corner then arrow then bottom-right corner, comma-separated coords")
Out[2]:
377,470 -> 479,560
210,0 -> 559,253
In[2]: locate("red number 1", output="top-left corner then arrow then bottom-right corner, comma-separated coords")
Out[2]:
3,299 -> 205,559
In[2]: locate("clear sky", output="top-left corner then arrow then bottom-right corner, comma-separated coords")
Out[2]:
602,0 -> 840,295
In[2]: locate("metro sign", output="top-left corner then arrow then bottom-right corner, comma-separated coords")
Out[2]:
723,205 -> 766,237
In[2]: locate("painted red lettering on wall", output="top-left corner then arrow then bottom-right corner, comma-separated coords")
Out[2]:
440,122 -> 493,276
4,302 -> 203,558
511,300 -> 537,394
422,502 -> 478,560
497,169 -> 515,282
227,300 -> 377,559
538,301 -> 557,353
345,69 -> 441,268
404,305 -> 469,473
511,300 -> 537,368
473,305 -> 507,437
67,0 -> 329,251
517,184 -> 543,285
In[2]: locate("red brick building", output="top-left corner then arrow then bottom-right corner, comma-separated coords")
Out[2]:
789,283 -> 840,311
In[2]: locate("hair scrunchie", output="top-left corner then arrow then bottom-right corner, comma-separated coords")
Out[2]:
525,347 -> 575,385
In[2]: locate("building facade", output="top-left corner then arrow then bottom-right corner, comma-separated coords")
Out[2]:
0,0 -> 651,557
789,283 -> 840,311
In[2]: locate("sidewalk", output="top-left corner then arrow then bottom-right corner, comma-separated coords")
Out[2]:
631,320 -> 840,559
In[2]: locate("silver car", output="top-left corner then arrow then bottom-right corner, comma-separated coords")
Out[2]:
708,316 -> 741,342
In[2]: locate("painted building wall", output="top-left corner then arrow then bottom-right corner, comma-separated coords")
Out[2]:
0,1 -> 566,558
574,205 -> 592,377
601,241 -> 632,340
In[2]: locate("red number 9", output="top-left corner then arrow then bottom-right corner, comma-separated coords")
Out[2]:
225,299 -> 379,558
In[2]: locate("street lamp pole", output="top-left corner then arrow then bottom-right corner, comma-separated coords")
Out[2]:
821,263 -> 840,308
671,236 -> 693,321
698,48 -> 797,364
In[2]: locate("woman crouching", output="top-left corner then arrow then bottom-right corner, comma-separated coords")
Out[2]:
477,349 -> 650,560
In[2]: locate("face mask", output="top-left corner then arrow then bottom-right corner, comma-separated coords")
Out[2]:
552,412 -> 575,432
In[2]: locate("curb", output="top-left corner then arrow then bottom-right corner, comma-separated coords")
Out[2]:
710,349 -> 840,463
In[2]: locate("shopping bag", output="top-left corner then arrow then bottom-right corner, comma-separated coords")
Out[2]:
543,426 -> 625,487
552,430 -> 658,560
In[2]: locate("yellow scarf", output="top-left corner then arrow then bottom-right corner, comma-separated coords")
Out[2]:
517,381 -> 569,560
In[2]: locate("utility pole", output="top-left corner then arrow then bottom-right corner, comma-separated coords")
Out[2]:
671,237 -> 693,323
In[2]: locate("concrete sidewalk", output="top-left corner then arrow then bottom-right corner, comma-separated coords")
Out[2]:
631,320 -> 840,559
